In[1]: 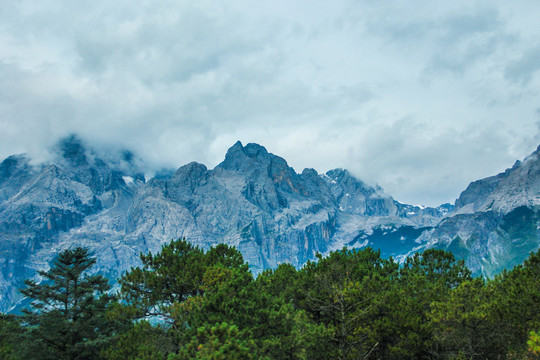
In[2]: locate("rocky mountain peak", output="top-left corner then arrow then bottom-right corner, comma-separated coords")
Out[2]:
325,169 -> 355,186
243,143 -> 269,159
174,161 -> 208,177
320,168 -> 398,217
454,145 -> 540,214
324,168 -> 379,197
170,162 -> 209,189
0,155 -> 29,181
217,142 -> 297,191
300,168 -> 319,179
55,134 -> 88,167
1,137 -> 539,312
218,141 -> 273,171
0,155 -> 33,203
326,168 -> 349,179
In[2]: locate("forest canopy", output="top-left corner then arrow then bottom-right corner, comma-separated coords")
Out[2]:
1,239 -> 539,360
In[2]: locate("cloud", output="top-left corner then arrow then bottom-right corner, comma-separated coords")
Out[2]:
505,45 -> 540,84
1,0 -> 540,206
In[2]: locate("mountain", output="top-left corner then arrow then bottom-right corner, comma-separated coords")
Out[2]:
414,146 -> 540,276
0,136 -> 538,312
454,147 -> 540,214
348,147 -> 540,277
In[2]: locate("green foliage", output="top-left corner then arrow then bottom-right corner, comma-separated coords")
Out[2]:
377,249 -> 473,359
101,321 -> 173,360
119,239 -> 207,321
528,331 -> 540,356
293,247 -> 396,359
170,322 -> 255,360
0,314 -> 24,359
172,263 -> 322,359
119,239 -> 251,322
206,244 -> 248,270
430,278 -> 502,359
488,249 -> 540,357
19,247 -> 117,360
4,239 -> 539,360
400,249 -> 472,288
255,262 -> 297,302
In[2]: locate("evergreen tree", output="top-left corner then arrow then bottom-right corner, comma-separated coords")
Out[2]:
430,278 -> 501,359
171,322 -> 255,360
118,238 -> 207,322
0,314 -> 24,359
294,247 -> 394,359
488,249 -> 540,357
528,331 -> 540,358
19,247 -> 115,360
100,320 -> 174,360
5,239 -> 539,360
372,249 -> 471,359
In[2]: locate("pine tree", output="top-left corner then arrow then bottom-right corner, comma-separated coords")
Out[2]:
118,238 -> 207,322
20,247 -> 115,360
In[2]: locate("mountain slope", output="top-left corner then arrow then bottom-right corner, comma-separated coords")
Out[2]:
416,147 -> 540,276
0,137 -> 449,312
1,136 -> 538,311
455,146 -> 540,214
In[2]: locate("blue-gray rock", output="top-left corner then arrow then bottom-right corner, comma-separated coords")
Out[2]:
0,136 -> 538,312
415,147 -> 540,277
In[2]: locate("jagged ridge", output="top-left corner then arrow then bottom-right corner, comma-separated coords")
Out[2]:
0,136 -> 538,312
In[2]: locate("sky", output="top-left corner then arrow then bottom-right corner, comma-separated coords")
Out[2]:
1,1 -> 540,207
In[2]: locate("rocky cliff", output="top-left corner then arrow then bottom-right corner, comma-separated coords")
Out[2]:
413,146 -> 540,277
0,136 -> 538,311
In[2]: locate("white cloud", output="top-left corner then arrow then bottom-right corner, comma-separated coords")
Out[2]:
1,0 -> 540,206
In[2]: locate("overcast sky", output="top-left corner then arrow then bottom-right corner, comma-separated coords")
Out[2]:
1,1 -> 540,206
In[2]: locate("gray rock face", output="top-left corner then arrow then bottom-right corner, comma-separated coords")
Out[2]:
416,147 -> 540,277
1,136 -> 539,312
455,147 -> 540,214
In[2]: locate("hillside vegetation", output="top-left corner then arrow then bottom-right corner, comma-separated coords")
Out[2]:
1,239 -> 539,359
